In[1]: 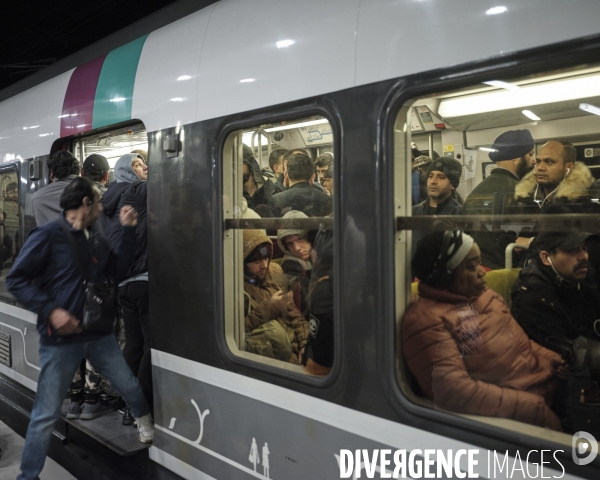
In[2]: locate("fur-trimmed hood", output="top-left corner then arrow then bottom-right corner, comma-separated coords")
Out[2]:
514,161 -> 597,203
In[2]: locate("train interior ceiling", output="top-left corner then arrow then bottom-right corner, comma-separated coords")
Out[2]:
405,65 -> 600,204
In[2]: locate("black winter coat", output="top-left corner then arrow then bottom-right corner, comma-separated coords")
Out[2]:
269,182 -> 332,217
103,181 -> 148,278
511,259 -> 600,351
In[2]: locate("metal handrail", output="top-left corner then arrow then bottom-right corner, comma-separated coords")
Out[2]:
505,243 -> 529,270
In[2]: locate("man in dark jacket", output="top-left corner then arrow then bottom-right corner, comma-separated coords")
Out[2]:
269,153 -> 332,217
7,177 -> 153,480
103,153 -> 152,414
463,129 -> 535,269
412,157 -> 463,217
511,231 -> 600,351
32,150 -> 80,226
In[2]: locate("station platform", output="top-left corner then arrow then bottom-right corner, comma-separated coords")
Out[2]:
0,419 -> 76,479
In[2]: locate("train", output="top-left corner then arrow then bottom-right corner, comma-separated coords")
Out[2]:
2,0 -> 600,478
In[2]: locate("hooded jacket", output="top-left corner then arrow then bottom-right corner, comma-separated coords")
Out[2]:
402,283 -> 561,430
514,161 -> 600,212
511,258 -> 600,349
102,154 -> 148,280
243,230 -> 309,363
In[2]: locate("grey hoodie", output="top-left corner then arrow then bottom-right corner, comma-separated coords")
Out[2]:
114,153 -> 144,183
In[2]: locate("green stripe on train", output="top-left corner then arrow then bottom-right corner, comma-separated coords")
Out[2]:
92,35 -> 149,129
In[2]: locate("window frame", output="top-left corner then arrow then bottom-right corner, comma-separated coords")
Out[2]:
386,37 -> 600,453
217,104 -> 340,386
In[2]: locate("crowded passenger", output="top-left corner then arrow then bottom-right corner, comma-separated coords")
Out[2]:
277,210 -> 313,315
269,153 -> 332,217
413,155 -> 432,204
303,224 -> 334,375
243,158 -> 273,210
402,230 -> 564,430
321,166 -> 334,196
81,154 -> 110,193
315,152 -> 333,185
515,140 -> 600,212
412,157 -> 463,216
3,181 -> 19,259
243,229 -> 309,364
103,153 -> 152,419
511,231 -> 600,351
269,148 -> 288,181
411,145 -> 422,205
463,129 -> 535,269
32,150 -> 80,226
7,176 -> 153,480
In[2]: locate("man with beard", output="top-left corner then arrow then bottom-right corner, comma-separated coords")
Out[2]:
463,129 -> 535,269
243,229 -> 309,364
412,157 -> 463,216
511,231 -> 600,352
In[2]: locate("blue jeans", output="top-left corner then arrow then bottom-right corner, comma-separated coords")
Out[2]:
18,334 -> 149,480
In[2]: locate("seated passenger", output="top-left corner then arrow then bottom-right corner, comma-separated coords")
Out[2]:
511,231 -> 600,351
243,229 -> 309,364
269,153 -> 332,217
402,230 -> 563,430
277,210 -> 313,315
304,225 -> 334,375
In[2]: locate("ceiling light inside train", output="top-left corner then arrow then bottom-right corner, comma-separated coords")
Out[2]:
110,97 -> 126,103
276,39 -> 295,49
177,75 -> 192,81
438,74 -> 600,117
239,78 -> 255,83
265,118 -> 329,132
479,147 -> 498,152
483,80 -> 519,91
486,6 -> 507,15
170,97 -> 185,102
580,103 -> 600,116
522,110 -> 541,121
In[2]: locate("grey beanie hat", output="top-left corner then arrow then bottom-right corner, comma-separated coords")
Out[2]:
277,210 -> 309,252
426,157 -> 463,188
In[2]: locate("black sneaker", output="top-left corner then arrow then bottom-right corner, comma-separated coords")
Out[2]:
123,407 -> 134,426
80,400 -> 117,420
66,402 -> 83,419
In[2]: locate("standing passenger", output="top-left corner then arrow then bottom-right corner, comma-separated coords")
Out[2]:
7,177 -> 153,480
103,153 -> 152,416
412,157 -> 463,216
32,150 -> 80,226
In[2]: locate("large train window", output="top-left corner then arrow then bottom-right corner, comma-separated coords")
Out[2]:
223,114 -> 335,375
0,168 -> 20,304
395,65 -> 600,448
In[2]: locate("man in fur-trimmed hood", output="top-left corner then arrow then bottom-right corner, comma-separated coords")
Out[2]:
514,140 -> 600,210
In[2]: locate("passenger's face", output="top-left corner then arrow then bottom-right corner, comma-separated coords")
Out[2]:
316,166 -> 329,181
7,189 -> 17,203
321,176 -> 334,194
85,190 -> 103,227
535,142 -> 571,188
246,258 -> 269,280
515,149 -> 535,179
283,235 -> 312,261
131,158 -> 148,181
448,244 -> 487,298
427,171 -> 453,202
543,243 -> 589,281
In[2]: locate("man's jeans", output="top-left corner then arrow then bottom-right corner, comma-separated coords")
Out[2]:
18,334 -> 149,480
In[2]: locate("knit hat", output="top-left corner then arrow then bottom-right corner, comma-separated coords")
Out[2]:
82,154 -> 109,175
243,230 -> 273,261
488,129 -> 534,162
412,231 -> 474,286
427,157 -> 463,188
277,210 -> 309,252
414,155 -> 432,169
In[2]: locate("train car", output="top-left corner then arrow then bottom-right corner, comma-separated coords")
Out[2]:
2,0 -> 600,478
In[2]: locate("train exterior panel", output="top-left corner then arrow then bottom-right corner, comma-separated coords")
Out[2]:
1,0 -> 600,479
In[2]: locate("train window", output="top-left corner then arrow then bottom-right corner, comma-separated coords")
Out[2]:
395,65 -> 600,448
223,114 -> 335,376
0,168 -> 20,304
73,123 -> 148,171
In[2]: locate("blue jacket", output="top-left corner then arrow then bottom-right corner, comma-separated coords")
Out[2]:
7,214 -> 136,345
